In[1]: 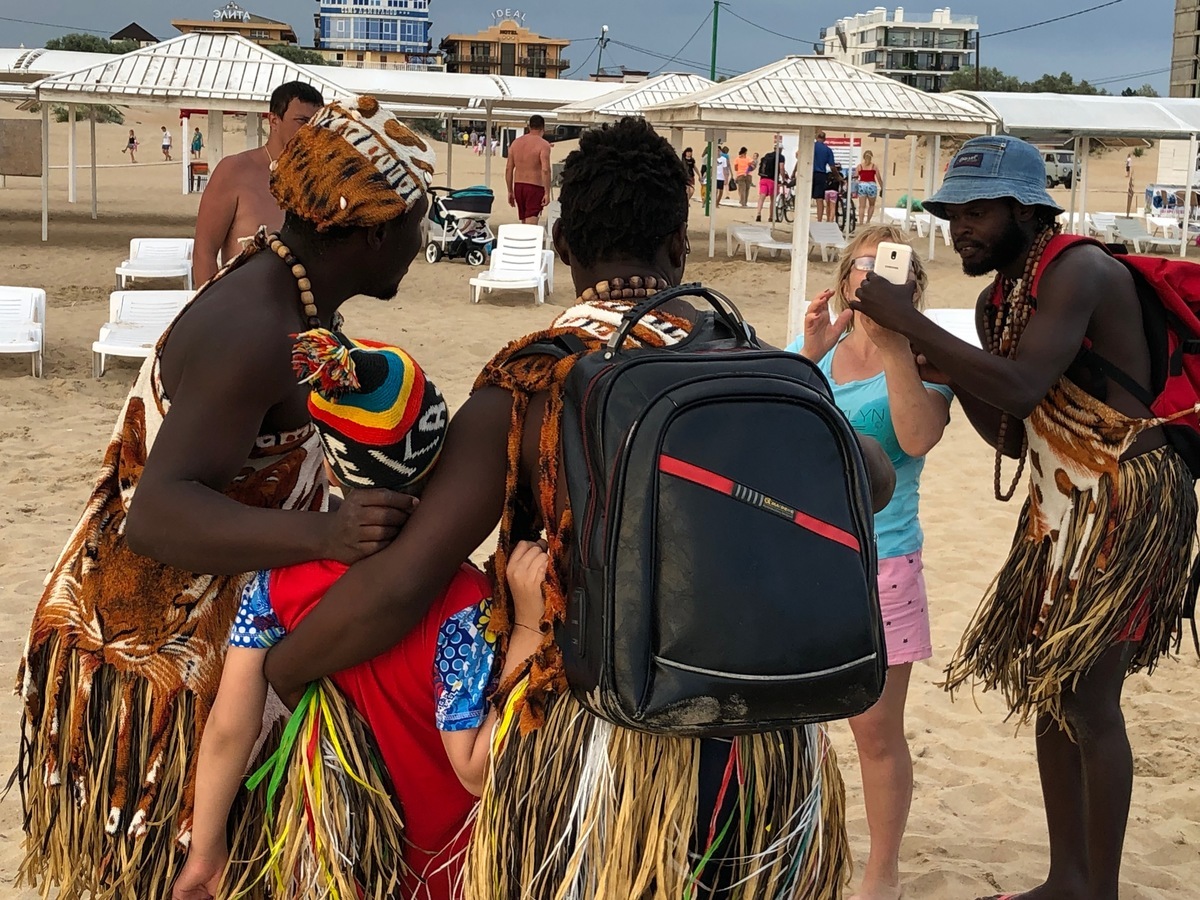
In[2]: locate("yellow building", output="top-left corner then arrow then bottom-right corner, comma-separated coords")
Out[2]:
440,16 -> 570,79
172,1 -> 298,48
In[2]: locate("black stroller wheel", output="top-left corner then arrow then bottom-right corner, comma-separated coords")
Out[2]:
425,242 -> 442,264
466,248 -> 487,267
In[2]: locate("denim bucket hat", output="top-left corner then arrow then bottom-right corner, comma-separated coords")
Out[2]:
922,135 -> 1063,220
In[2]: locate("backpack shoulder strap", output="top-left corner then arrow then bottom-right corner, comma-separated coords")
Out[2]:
1030,234 -> 1109,299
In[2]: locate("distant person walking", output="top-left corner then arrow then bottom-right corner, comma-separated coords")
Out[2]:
1126,153 -> 1132,177
813,131 -> 836,222
191,127 -> 204,159
682,147 -> 697,201
161,126 -> 173,162
856,150 -> 882,225
733,147 -> 754,207
755,145 -> 781,222
123,129 -> 138,163
506,114 -> 552,224
714,145 -> 730,207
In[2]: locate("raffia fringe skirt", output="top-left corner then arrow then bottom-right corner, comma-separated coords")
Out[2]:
943,445 -> 1197,730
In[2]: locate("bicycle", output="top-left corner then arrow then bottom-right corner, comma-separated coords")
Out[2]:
772,177 -> 795,223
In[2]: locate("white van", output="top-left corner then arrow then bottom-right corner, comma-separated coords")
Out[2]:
1043,150 -> 1077,188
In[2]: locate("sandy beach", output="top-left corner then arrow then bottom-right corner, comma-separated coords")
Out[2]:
0,103 -> 1197,898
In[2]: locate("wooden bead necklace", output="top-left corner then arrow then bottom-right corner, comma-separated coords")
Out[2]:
579,275 -> 662,303
266,232 -> 320,329
988,224 -> 1059,501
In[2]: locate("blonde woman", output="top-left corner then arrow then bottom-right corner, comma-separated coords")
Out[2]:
786,224 -> 950,900
856,150 -> 882,225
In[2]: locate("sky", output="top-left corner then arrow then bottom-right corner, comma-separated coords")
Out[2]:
0,0 -> 1177,95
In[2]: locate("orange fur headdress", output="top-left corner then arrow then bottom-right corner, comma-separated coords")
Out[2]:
270,95 -> 436,231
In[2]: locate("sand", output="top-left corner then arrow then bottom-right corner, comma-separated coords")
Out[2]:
0,103 -> 1197,898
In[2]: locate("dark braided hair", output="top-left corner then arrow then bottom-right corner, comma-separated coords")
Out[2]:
558,117 -> 688,268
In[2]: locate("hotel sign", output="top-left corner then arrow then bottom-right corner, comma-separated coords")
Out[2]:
213,2 -> 251,22
491,8 -> 527,24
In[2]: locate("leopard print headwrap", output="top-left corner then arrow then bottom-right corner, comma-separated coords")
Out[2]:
270,95 -> 436,231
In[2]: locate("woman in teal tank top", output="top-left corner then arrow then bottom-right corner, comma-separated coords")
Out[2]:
787,225 -> 952,900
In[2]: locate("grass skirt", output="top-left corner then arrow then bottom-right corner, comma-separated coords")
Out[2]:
462,690 -> 849,900
944,446 -> 1197,729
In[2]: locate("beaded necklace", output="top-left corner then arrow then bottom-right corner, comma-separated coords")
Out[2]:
264,232 -> 321,329
578,274 -> 664,303
988,224 -> 1060,501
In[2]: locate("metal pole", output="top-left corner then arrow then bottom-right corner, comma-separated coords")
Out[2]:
1182,132 -> 1196,258
446,116 -> 454,188
974,31 -> 980,91
68,104 -> 77,204
594,25 -> 609,78
787,125 -> 817,343
703,1 -> 721,219
927,135 -> 939,259
1075,135 -> 1084,236
1079,136 -> 1091,236
881,134 -> 890,210
41,103 -> 49,241
90,109 -> 98,219
181,113 -> 190,196
905,135 -> 917,228
484,104 -> 494,188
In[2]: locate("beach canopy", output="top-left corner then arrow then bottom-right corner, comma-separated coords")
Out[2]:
554,73 -> 715,124
951,92 -> 1200,143
642,55 -> 1000,341
33,33 -> 346,112
643,56 -> 997,136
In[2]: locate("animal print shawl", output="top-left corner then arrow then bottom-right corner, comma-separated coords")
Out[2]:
15,280 -> 327,899
945,376 -> 1198,729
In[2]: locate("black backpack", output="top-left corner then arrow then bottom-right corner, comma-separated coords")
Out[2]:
549,285 -> 886,736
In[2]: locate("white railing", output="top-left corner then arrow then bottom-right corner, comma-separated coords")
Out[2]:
339,61 -> 447,71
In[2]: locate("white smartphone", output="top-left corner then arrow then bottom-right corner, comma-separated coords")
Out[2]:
873,242 -> 914,286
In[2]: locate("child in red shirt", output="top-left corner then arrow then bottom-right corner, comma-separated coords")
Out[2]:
173,332 -> 546,900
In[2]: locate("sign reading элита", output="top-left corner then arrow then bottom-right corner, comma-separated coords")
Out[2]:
491,8 -> 527,24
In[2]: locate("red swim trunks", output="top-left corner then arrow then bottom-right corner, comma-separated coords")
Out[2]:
513,182 -> 545,221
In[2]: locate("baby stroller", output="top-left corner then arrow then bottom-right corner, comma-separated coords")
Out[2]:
424,185 -> 495,266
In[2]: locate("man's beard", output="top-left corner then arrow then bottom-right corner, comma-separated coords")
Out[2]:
960,215 -> 1028,277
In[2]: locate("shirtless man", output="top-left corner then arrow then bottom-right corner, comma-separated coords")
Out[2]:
505,114 -> 552,224
191,81 -> 324,285
852,135 -> 1198,900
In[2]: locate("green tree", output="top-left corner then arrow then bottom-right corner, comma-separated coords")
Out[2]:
944,66 -> 1021,92
1121,83 -> 1160,97
266,44 -> 336,67
45,34 -> 137,54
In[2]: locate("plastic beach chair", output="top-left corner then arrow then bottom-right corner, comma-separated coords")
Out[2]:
0,286 -> 46,377
469,224 -> 550,305
92,290 -> 192,377
115,238 -> 195,291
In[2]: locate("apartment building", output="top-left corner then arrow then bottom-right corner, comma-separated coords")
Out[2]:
821,6 -> 978,92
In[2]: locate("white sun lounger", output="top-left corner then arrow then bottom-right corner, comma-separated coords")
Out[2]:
1112,217 -> 1179,254
93,290 -> 192,377
469,224 -> 550,305
115,238 -> 195,291
0,286 -> 46,377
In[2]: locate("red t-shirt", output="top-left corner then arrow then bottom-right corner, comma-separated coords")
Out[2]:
268,559 -> 490,900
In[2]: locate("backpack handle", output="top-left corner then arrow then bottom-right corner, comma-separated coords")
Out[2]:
604,283 -> 754,355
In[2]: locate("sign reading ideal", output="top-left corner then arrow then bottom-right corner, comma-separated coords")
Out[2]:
491,8 -> 527,24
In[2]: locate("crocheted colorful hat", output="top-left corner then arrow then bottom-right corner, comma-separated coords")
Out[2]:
291,329 -> 448,490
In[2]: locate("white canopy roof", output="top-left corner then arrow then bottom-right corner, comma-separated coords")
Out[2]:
306,63 -> 611,116
643,56 -> 997,136
555,73 -> 715,123
951,91 -> 1198,143
33,33 -> 348,112
0,48 -> 113,79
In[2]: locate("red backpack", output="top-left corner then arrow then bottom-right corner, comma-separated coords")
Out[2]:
1021,234 -> 1200,477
